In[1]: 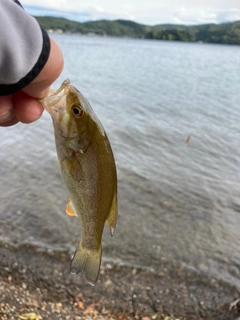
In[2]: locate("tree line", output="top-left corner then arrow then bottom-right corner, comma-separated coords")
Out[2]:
35,16 -> 240,45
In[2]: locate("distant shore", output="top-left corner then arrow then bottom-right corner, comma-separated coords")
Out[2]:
34,16 -> 240,45
0,244 -> 239,320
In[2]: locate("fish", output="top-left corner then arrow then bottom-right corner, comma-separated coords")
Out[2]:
41,79 -> 118,285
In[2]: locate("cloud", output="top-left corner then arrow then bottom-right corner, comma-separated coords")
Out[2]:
159,6 -> 240,25
22,2 -> 240,25
23,4 -> 135,22
172,7 -> 218,25
22,0 -> 65,10
23,5 -> 91,22
216,8 -> 240,23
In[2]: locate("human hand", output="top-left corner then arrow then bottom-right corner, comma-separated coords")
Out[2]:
0,37 -> 64,127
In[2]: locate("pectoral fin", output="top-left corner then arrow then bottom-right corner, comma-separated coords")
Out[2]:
107,192 -> 118,236
66,199 -> 78,217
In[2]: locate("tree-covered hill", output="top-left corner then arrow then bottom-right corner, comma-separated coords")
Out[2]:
35,17 -> 151,37
34,16 -> 240,45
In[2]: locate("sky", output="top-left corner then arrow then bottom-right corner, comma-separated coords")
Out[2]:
21,0 -> 240,26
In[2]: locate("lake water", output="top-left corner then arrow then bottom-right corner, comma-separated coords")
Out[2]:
1,35 -> 240,288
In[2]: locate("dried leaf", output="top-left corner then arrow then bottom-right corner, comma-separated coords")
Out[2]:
19,313 -> 42,320
185,135 -> 191,146
83,304 -> 95,315
229,298 -> 240,311
29,300 -> 39,308
93,310 -> 99,316
75,293 -> 83,301
56,303 -> 62,310
74,301 -> 84,309
104,279 -> 112,286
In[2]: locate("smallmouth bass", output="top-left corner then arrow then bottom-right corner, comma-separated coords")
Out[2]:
41,79 -> 117,285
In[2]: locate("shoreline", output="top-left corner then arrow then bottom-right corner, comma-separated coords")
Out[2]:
0,245 -> 240,319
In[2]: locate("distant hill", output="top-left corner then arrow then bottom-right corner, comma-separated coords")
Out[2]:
35,17 -> 150,37
34,16 -> 240,45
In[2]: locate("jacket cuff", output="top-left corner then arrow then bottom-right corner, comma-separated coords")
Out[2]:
0,26 -> 50,96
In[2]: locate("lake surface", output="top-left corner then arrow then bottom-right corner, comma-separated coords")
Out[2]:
1,35 -> 240,288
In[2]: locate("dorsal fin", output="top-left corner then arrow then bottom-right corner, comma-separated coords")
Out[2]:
107,192 -> 118,236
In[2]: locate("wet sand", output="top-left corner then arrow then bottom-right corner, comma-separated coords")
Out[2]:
0,244 -> 240,320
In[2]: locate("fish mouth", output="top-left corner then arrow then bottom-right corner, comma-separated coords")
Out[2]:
40,79 -> 71,115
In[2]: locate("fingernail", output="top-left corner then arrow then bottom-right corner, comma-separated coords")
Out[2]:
0,109 -> 14,124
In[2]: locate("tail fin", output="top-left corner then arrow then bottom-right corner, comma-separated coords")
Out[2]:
70,242 -> 102,286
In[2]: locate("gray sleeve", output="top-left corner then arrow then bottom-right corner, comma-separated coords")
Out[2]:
0,0 -> 50,95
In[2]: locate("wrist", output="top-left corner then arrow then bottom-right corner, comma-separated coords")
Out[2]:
23,37 -> 64,98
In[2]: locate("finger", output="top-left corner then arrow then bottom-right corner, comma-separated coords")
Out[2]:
13,91 -> 44,123
0,96 -> 15,125
0,116 -> 19,127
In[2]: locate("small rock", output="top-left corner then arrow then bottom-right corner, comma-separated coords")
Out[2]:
22,283 -> 27,290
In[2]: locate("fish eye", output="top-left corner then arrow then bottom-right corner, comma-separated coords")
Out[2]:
72,105 -> 84,118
